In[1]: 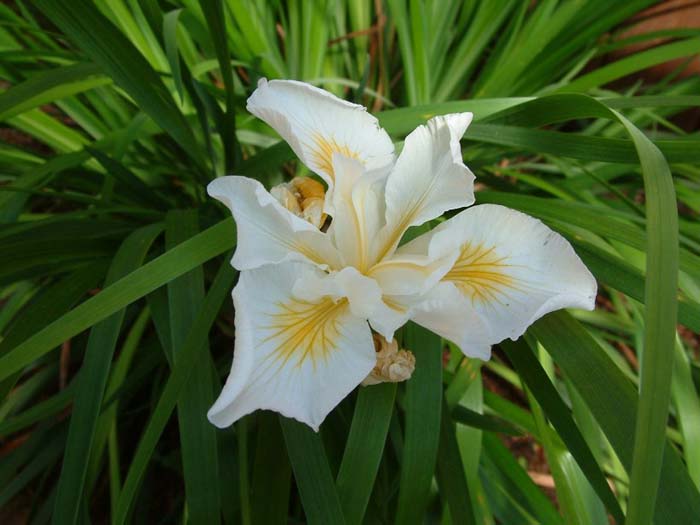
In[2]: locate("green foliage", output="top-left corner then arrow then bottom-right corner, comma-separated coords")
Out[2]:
1,1 -> 699,524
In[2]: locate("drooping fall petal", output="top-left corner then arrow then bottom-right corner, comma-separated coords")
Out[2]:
400,204 -> 597,349
207,262 -> 376,431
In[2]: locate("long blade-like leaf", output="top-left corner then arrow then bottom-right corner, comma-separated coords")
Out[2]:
395,323 -> 443,525
52,224 -> 162,525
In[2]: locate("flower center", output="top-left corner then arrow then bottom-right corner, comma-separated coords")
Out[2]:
271,176 -> 327,229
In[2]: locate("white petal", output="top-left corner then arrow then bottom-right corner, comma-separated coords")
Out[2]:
367,251 -> 457,296
371,113 -> 475,264
207,262 -> 376,431
208,176 -> 341,271
327,154 -> 387,270
246,79 -> 395,190
291,260 -> 403,344
366,301 -> 409,344
402,204 -> 597,346
410,282 -> 493,360
292,266 -> 384,320
364,227 -> 460,340
362,279 -> 492,358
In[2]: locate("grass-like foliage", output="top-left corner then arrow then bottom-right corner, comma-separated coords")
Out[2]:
1,1 -> 699,524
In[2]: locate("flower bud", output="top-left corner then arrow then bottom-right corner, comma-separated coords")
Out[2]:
362,334 -> 416,386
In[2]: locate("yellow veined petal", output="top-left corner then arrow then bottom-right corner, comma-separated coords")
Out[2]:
311,133 -> 362,180
292,265 -> 385,320
207,262 -> 375,431
263,296 -> 348,369
400,204 -> 597,348
444,242 -> 520,305
246,79 -> 394,190
368,251 -> 457,296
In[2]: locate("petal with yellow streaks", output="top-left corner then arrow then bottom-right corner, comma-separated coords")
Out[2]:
400,204 -> 597,348
208,262 -> 375,431
246,79 -> 394,191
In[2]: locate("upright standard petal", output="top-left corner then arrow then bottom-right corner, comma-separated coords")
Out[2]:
208,176 -> 341,271
372,113 -> 476,263
327,154 -> 387,270
399,204 -> 597,347
246,79 -> 395,189
207,262 -> 376,431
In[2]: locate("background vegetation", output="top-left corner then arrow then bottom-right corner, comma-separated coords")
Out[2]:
1,0 -> 699,523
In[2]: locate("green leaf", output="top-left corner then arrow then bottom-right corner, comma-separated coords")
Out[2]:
671,338 -> 700,488
482,432 -> 562,525
236,417 -> 252,525
434,0 -> 517,101
502,339 -> 624,523
378,97 -> 531,135
0,62 -> 110,120
436,397 -> 476,525
87,147 -> 172,210
85,306 -> 152,501
162,9 -> 184,104
33,0 -> 200,163
51,223 -> 162,525
336,383 -> 396,525
476,191 -> 700,283
525,379 -> 608,525
451,405 -> 522,436
250,413 -> 291,525
532,313 -> 700,524
377,94 -> 700,136
0,362 -> 55,425
0,218 -> 235,384
165,210 -> 221,524
449,361 -> 494,525
0,380 -> 74,436
560,37 -> 700,93
615,112 -> 679,525
0,261 -> 107,402
113,259 -> 236,524
395,323 -> 443,525
459,95 -> 682,522
572,240 -> 700,334
200,0 -> 240,173
466,123 -> 700,164
0,218 -> 128,285
0,423 -> 67,508
280,417 -> 346,525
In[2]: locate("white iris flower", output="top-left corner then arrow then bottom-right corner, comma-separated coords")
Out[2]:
207,79 -> 597,431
